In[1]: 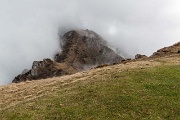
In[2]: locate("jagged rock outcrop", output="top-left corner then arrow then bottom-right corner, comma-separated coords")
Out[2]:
55,29 -> 124,70
135,54 -> 148,59
12,59 -> 72,83
13,29 -> 124,83
151,42 -> 180,57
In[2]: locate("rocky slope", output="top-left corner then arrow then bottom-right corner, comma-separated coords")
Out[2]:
55,30 -> 124,70
151,42 -> 180,57
12,29 -> 124,83
12,59 -> 75,83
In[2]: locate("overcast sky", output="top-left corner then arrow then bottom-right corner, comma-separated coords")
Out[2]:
0,0 -> 180,85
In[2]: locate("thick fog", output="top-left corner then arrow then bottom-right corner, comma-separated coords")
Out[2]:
0,0 -> 180,85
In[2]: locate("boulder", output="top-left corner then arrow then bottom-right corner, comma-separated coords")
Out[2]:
135,54 -> 148,59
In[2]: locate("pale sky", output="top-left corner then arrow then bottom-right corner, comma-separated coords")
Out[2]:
0,0 -> 180,85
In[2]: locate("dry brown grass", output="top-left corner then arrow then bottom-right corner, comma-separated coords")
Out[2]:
0,54 -> 179,111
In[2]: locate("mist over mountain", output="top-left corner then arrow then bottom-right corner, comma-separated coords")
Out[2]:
0,0 -> 180,85
12,29 -> 124,83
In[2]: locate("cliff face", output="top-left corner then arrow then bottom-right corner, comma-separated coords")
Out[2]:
55,30 -> 124,70
12,29 -> 124,83
12,59 -> 73,83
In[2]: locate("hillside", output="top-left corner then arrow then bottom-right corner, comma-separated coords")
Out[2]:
0,54 -> 179,119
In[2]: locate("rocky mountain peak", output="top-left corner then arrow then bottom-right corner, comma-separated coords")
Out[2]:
55,29 -> 124,70
12,29 -> 124,83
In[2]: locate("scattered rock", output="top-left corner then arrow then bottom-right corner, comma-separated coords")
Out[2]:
135,54 -> 148,59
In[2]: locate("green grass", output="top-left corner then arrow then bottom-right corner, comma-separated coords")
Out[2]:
0,65 -> 180,120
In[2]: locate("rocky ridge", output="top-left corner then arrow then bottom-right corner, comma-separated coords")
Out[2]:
134,42 -> 180,60
151,42 -> 180,57
12,59 -> 74,83
12,29 -> 124,83
55,30 -> 123,70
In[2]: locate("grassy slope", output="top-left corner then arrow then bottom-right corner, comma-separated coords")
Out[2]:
0,56 -> 180,120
